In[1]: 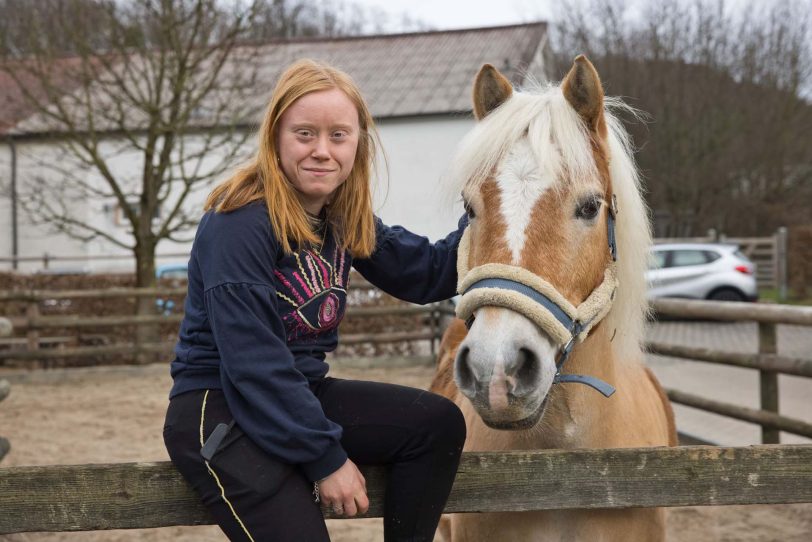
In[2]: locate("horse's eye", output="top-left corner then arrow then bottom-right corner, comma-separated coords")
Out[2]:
575,197 -> 601,220
464,200 -> 476,219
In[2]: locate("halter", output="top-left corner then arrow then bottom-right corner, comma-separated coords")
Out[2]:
455,195 -> 619,398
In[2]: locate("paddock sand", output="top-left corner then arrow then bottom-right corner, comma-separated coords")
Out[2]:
1,362 -> 810,542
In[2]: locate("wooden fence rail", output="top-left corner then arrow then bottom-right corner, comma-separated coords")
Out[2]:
649,298 -> 812,444
1,445 -> 811,534
6,304 -> 454,332
651,298 -> 812,325
645,341 -> 812,377
0,332 -> 442,361
0,286 -> 453,364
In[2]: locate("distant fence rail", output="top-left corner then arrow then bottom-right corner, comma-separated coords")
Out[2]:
647,298 -> 812,444
1,445 -> 811,533
2,227 -> 788,292
0,285 -> 454,366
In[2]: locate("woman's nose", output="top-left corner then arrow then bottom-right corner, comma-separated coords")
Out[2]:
311,136 -> 330,159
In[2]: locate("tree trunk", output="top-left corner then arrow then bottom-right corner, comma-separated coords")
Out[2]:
134,240 -> 158,364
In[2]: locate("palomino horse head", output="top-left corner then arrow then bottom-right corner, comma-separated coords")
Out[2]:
450,56 -> 650,430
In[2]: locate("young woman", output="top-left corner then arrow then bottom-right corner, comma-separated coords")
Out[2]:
163,59 -> 468,541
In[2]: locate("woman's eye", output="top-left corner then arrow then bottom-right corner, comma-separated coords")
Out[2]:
331,131 -> 347,139
463,200 -> 476,219
296,129 -> 313,138
575,197 -> 601,220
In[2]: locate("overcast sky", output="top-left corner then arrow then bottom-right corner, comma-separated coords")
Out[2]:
350,0 -> 776,33
352,0 -> 555,31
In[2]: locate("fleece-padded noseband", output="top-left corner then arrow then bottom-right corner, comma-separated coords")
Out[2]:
455,199 -> 619,398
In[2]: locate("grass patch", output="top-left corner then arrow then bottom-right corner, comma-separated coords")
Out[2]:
758,288 -> 812,306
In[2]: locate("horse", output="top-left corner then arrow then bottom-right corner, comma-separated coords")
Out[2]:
430,56 -> 677,541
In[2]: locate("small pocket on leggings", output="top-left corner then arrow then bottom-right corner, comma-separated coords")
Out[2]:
207,426 -> 295,497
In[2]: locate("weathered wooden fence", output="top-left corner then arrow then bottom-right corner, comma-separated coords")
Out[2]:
0,285 -> 454,366
648,298 -> 812,444
2,294 -> 812,533
1,445 -> 811,534
3,287 -> 811,445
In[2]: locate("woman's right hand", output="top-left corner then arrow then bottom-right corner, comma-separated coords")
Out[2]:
318,458 -> 369,517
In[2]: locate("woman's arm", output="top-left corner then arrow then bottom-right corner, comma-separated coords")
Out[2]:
197,205 -> 347,482
352,214 -> 468,304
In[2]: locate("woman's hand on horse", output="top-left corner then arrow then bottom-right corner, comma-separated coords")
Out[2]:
319,458 -> 369,516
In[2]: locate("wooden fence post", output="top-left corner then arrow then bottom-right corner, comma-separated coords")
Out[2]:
758,321 -> 780,444
25,299 -> 40,367
0,317 -> 12,463
776,227 -> 788,302
0,379 -> 9,463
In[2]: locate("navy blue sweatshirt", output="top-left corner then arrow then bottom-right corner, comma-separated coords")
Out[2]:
169,201 -> 467,481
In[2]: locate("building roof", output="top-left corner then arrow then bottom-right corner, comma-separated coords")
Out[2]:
3,22 -> 548,136
253,23 -> 549,118
0,57 -> 88,135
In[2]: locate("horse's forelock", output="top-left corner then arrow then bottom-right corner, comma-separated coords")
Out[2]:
449,86 -> 603,202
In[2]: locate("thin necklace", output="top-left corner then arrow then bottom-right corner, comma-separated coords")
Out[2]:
307,211 -> 329,252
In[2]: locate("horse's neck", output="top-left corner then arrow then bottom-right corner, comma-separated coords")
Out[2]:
461,324 -> 621,452
551,323 -> 620,447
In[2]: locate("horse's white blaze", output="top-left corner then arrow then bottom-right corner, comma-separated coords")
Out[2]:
496,138 -> 555,263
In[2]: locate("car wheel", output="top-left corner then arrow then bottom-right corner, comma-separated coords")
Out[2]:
708,288 -> 746,302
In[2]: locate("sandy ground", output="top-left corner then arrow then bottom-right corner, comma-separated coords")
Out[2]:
0,362 -> 810,542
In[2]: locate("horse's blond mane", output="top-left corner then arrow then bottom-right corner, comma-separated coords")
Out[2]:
446,85 -> 652,362
602,101 -> 652,362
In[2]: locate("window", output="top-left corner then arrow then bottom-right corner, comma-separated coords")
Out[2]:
649,251 -> 667,269
703,251 -> 721,263
671,250 -> 709,267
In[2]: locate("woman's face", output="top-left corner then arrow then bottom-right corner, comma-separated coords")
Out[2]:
277,88 -> 361,214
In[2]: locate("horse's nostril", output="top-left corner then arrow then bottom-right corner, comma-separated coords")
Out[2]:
510,347 -> 541,392
455,346 -> 476,395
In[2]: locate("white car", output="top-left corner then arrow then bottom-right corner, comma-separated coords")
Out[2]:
646,243 -> 758,302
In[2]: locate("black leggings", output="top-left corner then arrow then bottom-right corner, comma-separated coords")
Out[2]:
163,378 -> 466,542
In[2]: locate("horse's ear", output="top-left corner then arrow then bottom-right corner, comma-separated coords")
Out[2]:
473,64 -> 513,120
562,55 -> 606,136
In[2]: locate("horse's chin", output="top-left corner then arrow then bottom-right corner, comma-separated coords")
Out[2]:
478,394 -> 550,431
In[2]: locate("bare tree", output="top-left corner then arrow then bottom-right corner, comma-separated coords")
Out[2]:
0,0 -> 266,355
0,0 -> 116,56
550,0 -> 812,237
244,0 -> 429,40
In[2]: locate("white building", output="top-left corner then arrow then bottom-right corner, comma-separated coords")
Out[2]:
0,23 -> 550,273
